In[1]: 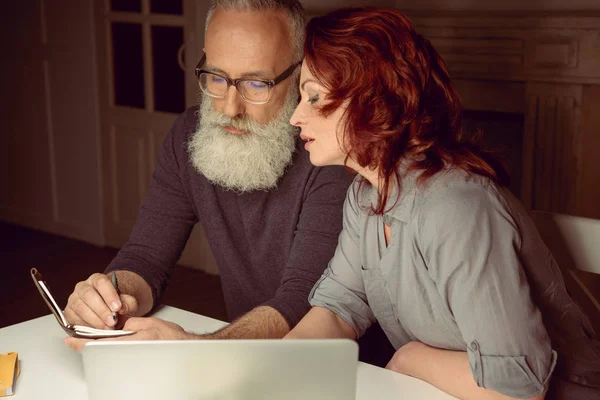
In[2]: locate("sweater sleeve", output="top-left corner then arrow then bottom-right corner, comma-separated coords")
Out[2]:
263,165 -> 354,328
105,109 -> 198,309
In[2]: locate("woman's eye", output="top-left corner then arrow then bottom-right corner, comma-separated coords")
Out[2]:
308,94 -> 319,104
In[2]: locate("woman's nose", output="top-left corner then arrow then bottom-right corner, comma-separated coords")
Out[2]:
289,104 -> 304,127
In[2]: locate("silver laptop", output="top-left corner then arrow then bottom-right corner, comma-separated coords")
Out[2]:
81,339 -> 358,400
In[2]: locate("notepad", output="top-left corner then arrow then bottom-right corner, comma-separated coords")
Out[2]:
30,268 -> 135,339
0,352 -> 19,397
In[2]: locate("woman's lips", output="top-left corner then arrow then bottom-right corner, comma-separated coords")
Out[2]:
300,134 -> 315,150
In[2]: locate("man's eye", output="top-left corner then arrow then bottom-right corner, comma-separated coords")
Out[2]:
211,76 -> 226,83
247,81 -> 268,90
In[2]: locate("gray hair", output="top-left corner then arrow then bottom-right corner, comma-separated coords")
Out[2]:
205,0 -> 306,61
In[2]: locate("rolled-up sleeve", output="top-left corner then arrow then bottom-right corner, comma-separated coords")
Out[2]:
309,183 -> 376,337
419,182 -> 557,398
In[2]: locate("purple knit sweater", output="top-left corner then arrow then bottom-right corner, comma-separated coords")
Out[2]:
105,106 -> 354,327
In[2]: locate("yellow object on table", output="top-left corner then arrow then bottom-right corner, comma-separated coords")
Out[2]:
0,352 -> 20,397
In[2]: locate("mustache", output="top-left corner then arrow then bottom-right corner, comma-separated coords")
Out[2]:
197,88 -> 300,140
204,113 -> 271,138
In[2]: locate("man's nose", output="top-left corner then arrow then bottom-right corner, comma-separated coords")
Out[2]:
221,85 -> 245,119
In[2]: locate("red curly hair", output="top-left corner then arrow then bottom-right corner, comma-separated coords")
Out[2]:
304,7 -> 509,214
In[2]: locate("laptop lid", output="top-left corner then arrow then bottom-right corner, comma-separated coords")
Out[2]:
81,339 -> 358,400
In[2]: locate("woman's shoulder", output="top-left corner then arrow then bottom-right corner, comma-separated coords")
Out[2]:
346,175 -> 374,214
417,166 -> 500,199
421,167 -> 492,193
413,167 -> 512,221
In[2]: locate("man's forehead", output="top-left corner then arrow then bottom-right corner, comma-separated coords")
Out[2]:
204,44 -> 277,78
204,8 -> 292,75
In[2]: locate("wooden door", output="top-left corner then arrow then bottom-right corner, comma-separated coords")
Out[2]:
96,0 -> 217,273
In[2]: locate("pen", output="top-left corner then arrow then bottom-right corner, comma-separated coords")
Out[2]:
111,271 -> 119,322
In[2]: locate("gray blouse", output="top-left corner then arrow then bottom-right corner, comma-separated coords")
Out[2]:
309,167 -> 557,398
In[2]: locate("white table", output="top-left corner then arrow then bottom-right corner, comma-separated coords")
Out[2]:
0,306 -> 455,399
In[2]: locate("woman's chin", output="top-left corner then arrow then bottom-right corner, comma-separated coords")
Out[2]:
308,153 -> 327,167
308,153 -> 341,167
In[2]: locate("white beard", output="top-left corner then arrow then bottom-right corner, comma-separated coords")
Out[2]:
188,89 -> 299,192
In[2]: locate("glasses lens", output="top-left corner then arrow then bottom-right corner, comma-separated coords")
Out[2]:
199,73 -> 228,97
238,80 -> 270,103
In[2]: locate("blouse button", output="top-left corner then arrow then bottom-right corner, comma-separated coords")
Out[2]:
470,341 -> 479,351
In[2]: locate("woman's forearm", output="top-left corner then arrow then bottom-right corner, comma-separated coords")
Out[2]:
386,342 -> 545,400
284,306 -> 357,340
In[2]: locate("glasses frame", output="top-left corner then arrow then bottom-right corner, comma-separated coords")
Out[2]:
194,54 -> 301,105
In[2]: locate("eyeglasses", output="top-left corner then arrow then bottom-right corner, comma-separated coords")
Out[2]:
195,54 -> 301,105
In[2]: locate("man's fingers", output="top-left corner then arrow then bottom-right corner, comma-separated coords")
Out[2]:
92,274 -> 121,313
122,317 -> 146,331
65,276 -> 116,329
114,314 -> 132,330
64,337 -> 92,352
66,292 -> 112,329
64,304 -> 91,327
122,317 -> 158,331
77,286 -> 116,328
64,272 -> 139,330
80,275 -> 118,327
118,294 -> 138,316
112,294 -> 138,328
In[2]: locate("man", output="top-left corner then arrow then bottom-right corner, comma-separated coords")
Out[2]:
64,0 -> 333,338
64,0 -> 394,365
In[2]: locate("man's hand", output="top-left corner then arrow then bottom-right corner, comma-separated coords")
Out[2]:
64,306 -> 290,352
64,317 -> 193,352
64,273 -> 140,329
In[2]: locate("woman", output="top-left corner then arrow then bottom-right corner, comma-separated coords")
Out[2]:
286,7 -> 600,400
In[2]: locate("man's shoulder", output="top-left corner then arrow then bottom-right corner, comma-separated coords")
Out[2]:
172,106 -> 200,138
287,143 -> 354,185
277,146 -> 353,207
163,106 -> 200,158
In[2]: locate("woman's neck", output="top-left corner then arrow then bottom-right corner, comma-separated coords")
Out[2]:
346,160 -> 382,194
